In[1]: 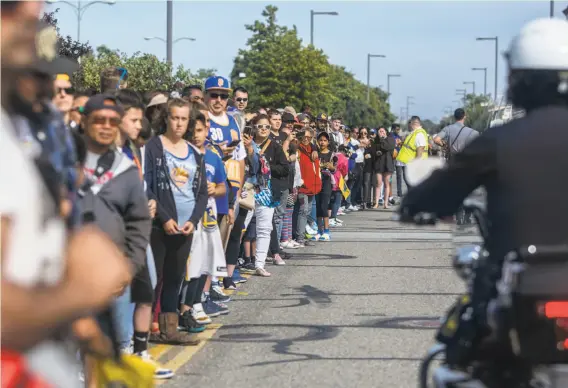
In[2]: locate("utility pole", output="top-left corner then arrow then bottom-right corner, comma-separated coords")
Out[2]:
166,0 -> 173,65
366,54 -> 386,102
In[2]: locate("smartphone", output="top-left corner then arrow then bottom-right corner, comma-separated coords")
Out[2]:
243,126 -> 253,137
227,140 -> 240,148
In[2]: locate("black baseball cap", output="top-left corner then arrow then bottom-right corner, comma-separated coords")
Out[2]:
282,112 -> 295,123
83,94 -> 125,117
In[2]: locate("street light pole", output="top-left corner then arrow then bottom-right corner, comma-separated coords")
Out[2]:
476,36 -> 499,102
464,81 -> 476,95
550,0 -> 554,17
387,74 -> 401,104
406,96 -> 414,120
166,0 -> 173,65
456,88 -> 467,104
472,67 -> 487,96
366,54 -> 386,102
46,0 -> 116,42
310,10 -> 339,46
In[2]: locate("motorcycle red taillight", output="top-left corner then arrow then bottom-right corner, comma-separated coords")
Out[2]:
536,301 -> 568,351
543,302 -> 568,319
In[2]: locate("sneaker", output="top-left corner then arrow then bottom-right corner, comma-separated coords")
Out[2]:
255,267 -> 272,277
337,209 -> 346,216
319,233 -> 331,242
120,344 -> 133,355
348,205 -> 359,212
212,299 -> 230,315
210,284 -> 231,303
202,298 -> 223,318
297,240 -> 315,248
135,350 -> 174,380
310,233 -> 321,241
273,254 -> 286,265
329,219 -> 343,227
378,199 -> 384,206
179,310 -> 206,333
334,218 -> 344,225
240,261 -> 256,274
192,303 -> 213,323
281,240 -> 300,249
232,268 -> 247,284
237,257 -> 245,267
305,224 -> 317,236
266,256 -> 274,263
223,277 -> 237,290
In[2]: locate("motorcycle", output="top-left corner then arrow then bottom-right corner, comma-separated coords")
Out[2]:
399,158 -> 568,388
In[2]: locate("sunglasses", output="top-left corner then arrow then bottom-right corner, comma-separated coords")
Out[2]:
255,124 -> 271,130
209,93 -> 229,100
91,116 -> 121,127
235,98 -> 248,103
57,87 -> 75,95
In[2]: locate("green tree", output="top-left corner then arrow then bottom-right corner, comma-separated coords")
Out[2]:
231,5 -> 336,112
231,5 -> 395,127
41,9 -> 93,60
76,46 -> 204,93
464,94 -> 492,131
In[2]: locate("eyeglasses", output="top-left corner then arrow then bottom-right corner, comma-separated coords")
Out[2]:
235,98 -> 248,103
56,87 -> 75,95
209,93 -> 229,100
255,124 -> 271,130
91,115 -> 121,127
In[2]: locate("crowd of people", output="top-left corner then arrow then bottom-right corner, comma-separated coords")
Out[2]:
1,4 -> 449,387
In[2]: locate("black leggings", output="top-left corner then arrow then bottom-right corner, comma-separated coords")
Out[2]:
225,207 -> 249,266
151,228 -> 193,313
315,179 -> 332,218
182,274 -> 208,307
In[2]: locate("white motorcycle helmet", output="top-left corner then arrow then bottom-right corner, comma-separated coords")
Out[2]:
505,18 -> 568,71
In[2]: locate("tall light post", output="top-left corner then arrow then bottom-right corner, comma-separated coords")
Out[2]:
387,74 -> 401,104
144,36 -> 196,64
46,0 -> 116,42
166,0 -> 175,66
366,54 -> 386,102
476,36 -> 499,101
472,67 -> 487,96
406,96 -> 414,121
463,81 -> 476,95
456,88 -> 467,104
310,10 -> 339,46
550,0 -> 554,17
144,37 -> 196,44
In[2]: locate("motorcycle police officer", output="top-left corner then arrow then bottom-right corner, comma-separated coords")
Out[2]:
398,18 -> 568,262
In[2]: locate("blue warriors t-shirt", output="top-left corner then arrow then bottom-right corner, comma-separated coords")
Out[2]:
204,148 -> 228,227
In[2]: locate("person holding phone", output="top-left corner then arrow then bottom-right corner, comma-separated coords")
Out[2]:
314,132 -> 336,241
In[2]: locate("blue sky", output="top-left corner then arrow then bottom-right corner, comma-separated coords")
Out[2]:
47,1 -> 564,122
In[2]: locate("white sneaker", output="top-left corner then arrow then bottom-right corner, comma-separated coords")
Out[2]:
329,219 -> 339,227
305,224 -> 317,235
255,267 -> 272,277
319,233 -> 331,242
337,209 -> 346,216
273,255 -> 286,265
310,233 -> 321,241
136,350 -> 175,380
348,205 -> 359,212
281,240 -> 299,249
192,303 -> 212,324
334,218 -> 344,225
120,344 -> 133,355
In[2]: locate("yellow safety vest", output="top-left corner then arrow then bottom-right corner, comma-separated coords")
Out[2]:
396,128 -> 429,164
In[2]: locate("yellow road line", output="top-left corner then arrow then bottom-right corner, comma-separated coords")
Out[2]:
155,324 -> 222,385
148,344 -> 171,360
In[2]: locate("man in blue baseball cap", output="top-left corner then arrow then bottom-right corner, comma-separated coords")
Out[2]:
203,76 -> 246,294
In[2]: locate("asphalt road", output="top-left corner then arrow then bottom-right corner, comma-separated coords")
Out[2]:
158,208 -> 480,387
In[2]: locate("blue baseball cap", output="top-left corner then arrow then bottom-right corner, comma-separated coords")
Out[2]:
204,76 -> 231,92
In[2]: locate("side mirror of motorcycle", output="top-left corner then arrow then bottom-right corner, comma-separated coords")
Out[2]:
453,245 -> 481,280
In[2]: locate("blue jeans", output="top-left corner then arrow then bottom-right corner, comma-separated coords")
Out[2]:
113,286 -> 135,349
330,191 -> 342,218
310,196 -> 317,226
